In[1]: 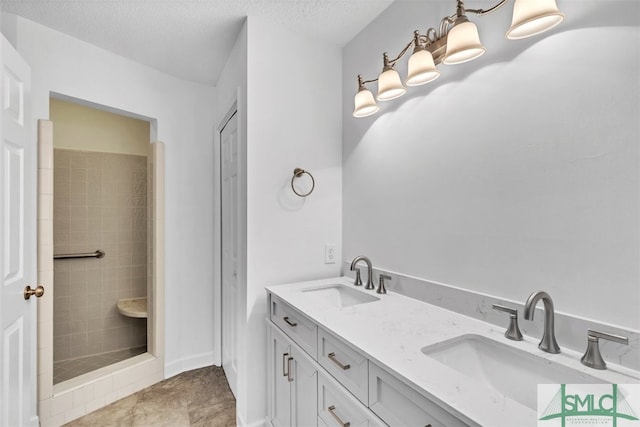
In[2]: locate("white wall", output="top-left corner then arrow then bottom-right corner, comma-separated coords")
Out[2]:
244,15 -> 343,425
342,1 -> 639,330
245,15 -> 343,300
214,16 -> 343,426
49,97 -> 150,156
2,14 -> 218,375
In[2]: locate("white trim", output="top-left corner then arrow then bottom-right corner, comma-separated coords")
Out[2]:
236,411 -> 268,427
37,124 -> 166,426
213,93 -> 239,366
163,352 -> 216,379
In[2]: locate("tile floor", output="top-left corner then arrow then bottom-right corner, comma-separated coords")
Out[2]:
54,346 -> 147,384
64,365 -> 236,426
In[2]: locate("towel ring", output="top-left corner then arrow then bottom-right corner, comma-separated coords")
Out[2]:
291,168 -> 315,197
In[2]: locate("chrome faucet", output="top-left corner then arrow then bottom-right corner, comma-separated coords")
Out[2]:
492,304 -> 523,341
350,256 -> 374,290
523,291 -> 560,354
377,274 -> 391,294
353,268 -> 363,287
581,329 -> 629,370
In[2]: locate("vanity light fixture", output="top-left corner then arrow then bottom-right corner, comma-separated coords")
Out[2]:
377,53 -> 407,101
353,75 -> 380,118
406,31 -> 440,86
352,0 -> 565,118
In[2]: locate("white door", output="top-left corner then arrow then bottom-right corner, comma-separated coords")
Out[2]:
0,37 -> 37,427
220,110 -> 238,397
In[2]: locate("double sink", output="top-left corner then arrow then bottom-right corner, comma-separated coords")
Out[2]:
298,282 -> 628,412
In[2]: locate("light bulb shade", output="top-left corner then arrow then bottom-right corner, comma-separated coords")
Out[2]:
377,68 -> 406,101
406,49 -> 440,86
506,0 -> 565,40
443,20 -> 486,65
353,88 -> 380,118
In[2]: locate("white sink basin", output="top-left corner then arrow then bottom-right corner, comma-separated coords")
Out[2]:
301,284 -> 380,308
422,334 -> 604,410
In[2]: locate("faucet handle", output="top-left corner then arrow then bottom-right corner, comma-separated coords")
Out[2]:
354,268 -> 363,286
581,329 -> 629,370
377,274 -> 391,294
492,304 -> 523,341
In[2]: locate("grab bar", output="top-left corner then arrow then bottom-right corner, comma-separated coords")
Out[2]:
54,249 -> 105,260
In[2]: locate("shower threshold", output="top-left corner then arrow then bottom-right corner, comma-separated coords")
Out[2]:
54,346 -> 147,384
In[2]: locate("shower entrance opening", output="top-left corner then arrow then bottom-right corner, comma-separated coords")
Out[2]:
49,96 -> 155,384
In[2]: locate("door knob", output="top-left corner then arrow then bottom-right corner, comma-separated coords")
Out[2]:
24,285 -> 45,300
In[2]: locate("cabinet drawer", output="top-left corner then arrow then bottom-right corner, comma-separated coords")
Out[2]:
369,362 -> 471,427
318,327 -> 368,405
318,371 -> 384,427
271,295 -> 318,358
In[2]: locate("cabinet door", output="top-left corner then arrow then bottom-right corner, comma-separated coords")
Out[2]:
270,326 -> 293,427
291,346 -> 318,427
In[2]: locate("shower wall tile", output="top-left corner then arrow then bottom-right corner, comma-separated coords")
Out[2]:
88,318 -> 102,332
53,149 -> 148,363
103,329 -> 118,352
54,335 -> 70,361
70,168 -> 87,182
70,154 -> 86,169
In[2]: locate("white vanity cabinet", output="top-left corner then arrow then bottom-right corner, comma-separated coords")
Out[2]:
267,290 -> 471,427
268,323 -> 318,427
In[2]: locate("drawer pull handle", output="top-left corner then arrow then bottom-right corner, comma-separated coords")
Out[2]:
327,405 -> 350,427
287,357 -> 294,382
282,353 -> 289,377
283,316 -> 298,327
328,352 -> 351,370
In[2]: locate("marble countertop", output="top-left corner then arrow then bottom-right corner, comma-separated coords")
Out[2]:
266,277 -> 640,426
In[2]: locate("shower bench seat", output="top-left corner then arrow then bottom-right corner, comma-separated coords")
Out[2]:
117,297 -> 148,318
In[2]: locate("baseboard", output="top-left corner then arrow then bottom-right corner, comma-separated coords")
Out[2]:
236,412 -> 267,427
164,351 -> 217,379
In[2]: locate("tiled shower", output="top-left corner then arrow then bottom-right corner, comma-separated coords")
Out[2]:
53,149 -> 148,383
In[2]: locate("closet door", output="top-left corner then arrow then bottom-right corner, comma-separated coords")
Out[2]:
220,109 -> 238,397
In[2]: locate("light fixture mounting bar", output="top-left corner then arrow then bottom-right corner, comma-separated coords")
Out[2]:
426,37 -> 448,65
387,38 -> 417,66
465,0 -> 510,16
358,74 -> 378,85
439,16 -> 456,39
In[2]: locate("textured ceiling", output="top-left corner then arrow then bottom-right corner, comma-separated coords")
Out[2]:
0,0 -> 394,86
